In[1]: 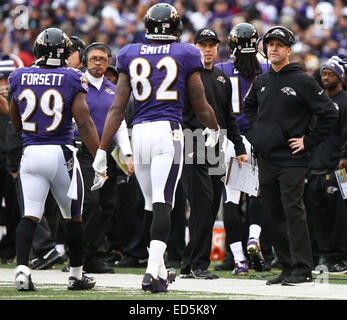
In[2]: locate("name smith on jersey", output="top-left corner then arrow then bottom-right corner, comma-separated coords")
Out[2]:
140,44 -> 170,55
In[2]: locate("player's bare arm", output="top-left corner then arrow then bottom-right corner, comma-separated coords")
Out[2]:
99,73 -> 131,151
187,71 -> 218,130
71,92 -> 100,157
9,98 -> 22,132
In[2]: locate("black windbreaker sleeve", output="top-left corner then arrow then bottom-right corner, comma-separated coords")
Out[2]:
225,77 -> 246,156
341,142 -> 347,159
302,78 -> 339,150
339,102 -> 347,160
340,104 -> 347,160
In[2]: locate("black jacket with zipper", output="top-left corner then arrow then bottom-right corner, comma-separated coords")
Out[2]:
243,62 -> 338,167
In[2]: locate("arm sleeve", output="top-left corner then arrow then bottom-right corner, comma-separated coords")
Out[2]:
113,119 -> 132,155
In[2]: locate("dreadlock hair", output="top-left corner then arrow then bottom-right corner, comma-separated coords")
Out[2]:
234,53 -> 262,81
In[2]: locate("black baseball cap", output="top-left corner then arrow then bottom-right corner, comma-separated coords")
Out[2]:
194,28 -> 220,44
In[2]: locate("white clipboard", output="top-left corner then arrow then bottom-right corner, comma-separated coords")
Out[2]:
226,157 -> 259,197
335,168 -> 347,199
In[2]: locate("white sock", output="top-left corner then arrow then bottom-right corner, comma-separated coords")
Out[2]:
70,266 -> 83,280
158,256 -> 167,280
248,224 -> 262,240
16,264 -> 31,276
146,240 -> 167,279
230,241 -> 246,262
55,244 -> 65,255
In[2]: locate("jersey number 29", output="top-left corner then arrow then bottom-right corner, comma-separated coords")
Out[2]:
19,88 -> 63,132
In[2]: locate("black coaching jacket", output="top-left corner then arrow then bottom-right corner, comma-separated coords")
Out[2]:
183,66 -> 246,162
243,62 -> 338,167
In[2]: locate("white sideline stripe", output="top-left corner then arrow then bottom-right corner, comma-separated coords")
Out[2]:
0,268 -> 347,300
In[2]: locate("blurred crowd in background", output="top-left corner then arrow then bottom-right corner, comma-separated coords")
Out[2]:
1,0 -> 347,75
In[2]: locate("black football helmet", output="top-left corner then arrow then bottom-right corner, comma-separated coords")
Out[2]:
144,3 -> 182,41
229,23 -> 258,55
34,28 -> 72,67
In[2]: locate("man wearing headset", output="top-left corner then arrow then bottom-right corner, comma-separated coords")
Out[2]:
67,36 -> 86,70
75,42 -> 134,273
243,26 -> 338,285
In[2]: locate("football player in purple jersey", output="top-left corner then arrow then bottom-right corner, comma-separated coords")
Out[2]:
9,28 -> 100,291
91,3 -> 219,293
214,23 -> 269,275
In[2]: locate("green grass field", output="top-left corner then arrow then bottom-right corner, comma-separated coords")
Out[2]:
1,260 -> 347,301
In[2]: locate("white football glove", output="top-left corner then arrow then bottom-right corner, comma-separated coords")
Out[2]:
91,149 -> 108,191
0,225 -> 7,242
91,172 -> 108,191
202,125 -> 220,148
92,149 -> 107,175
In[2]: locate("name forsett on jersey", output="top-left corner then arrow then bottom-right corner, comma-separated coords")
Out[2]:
21,72 -> 65,86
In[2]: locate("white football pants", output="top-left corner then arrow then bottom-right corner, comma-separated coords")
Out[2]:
132,121 -> 184,211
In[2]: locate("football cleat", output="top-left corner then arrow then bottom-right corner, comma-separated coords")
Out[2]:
15,265 -> 36,291
232,261 -> 249,275
67,274 -> 96,290
142,273 -> 168,293
247,238 -> 265,272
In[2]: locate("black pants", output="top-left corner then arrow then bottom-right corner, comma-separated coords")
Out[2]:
258,156 -> 313,275
181,163 -> 223,270
166,181 -> 187,265
107,176 -> 148,259
0,169 -> 21,260
78,144 -> 118,263
305,172 -> 347,263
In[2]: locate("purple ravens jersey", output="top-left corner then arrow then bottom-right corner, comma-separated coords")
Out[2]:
74,77 -> 116,139
215,61 -> 268,135
9,66 -> 88,147
117,42 -> 203,125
